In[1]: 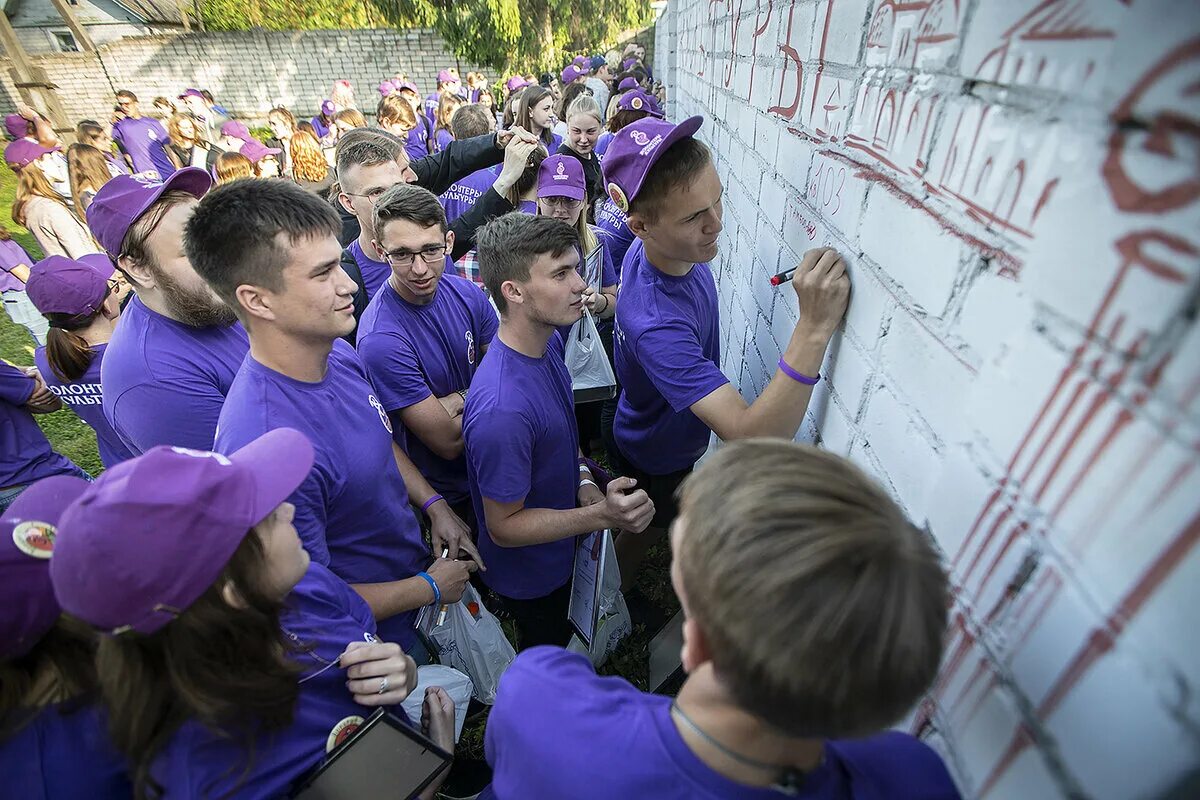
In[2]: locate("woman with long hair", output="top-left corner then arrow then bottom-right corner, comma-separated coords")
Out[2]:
551,81 -> 592,140
433,93 -> 463,152
9,142 -> 101,260
213,151 -> 254,185
74,120 -> 127,176
504,145 -> 547,212
0,479 -> 132,798
289,130 -> 334,199
393,82 -> 433,161
266,106 -> 297,177
556,95 -> 605,209
165,113 -> 222,172
513,85 -> 561,152
26,254 -> 134,467
46,430 -> 455,800
66,143 -> 113,219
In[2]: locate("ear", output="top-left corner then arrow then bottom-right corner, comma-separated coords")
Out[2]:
625,211 -> 652,241
220,579 -> 247,610
234,283 -> 275,324
338,191 -> 356,217
117,254 -> 155,290
680,616 -> 712,674
444,229 -> 456,254
370,238 -> 387,260
499,279 -> 523,308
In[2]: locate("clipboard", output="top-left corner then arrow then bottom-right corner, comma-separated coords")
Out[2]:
568,529 -> 609,648
292,708 -> 451,799
581,243 -> 604,290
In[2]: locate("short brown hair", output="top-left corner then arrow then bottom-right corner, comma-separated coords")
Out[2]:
334,128 -> 404,185
376,95 -> 416,130
450,104 -> 492,140
628,136 -> 712,224
213,151 -> 253,185
476,213 -> 579,315
675,440 -> 949,739
373,183 -> 448,237
118,189 -> 197,274
185,179 -> 341,317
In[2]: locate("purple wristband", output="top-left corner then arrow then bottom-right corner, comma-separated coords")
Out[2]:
421,494 -> 445,513
778,358 -> 820,385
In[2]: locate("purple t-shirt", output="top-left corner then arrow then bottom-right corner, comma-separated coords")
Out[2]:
215,340 -> 429,648
462,335 -> 577,600
152,562 -> 412,798
406,120 -> 431,162
35,344 -> 135,468
424,92 -> 441,126
101,295 -> 249,455
357,275 -> 498,504
0,362 -> 79,487
347,240 -> 392,301
433,128 -> 454,153
311,115 -> 332,140
0,702 -> 130,799
595,197 -> 636,279
484,647 -> 960,800
0,237 -> 32,293
440,166 -> 499,224
613,240 -> 728,475
111,116 -> 175,180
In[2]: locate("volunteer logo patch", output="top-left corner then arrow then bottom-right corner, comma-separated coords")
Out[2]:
369,394 -> 392,433
12,520 -> 55,559
326,715 -> 365,753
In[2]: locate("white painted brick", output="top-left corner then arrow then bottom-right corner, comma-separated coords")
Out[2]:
813,0 -> 872,66
859,188 -> 967,316
858,382 -> 943,524
879,310 -> 975,446
924,445 -> 1003,562
817,393 -> 857,455
826,332 -> 875,416
841,261 -> 893,343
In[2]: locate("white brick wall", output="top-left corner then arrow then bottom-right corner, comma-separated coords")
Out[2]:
658,0 -> 1200,797
0,28 -> 480,125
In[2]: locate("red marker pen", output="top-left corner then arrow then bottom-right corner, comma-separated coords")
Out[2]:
769,267 -> 797,286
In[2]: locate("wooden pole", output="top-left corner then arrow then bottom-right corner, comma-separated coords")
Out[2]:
48,0 -> 98,53
176,0 -> 191,33
0,12 -> 75,143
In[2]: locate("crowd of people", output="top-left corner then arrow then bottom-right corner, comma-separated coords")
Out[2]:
0,40 -> 960,800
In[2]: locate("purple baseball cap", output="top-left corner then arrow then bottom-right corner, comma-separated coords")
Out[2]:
87,167 -> 212,260
396,80 -> 419,95
622,58 -> 638,71
321,99 -> 336,116
617,77 -> 639,92
5,113 -> 29,140
537,155 -> 586,202
178,88 -> 205,100
618,89 -> 654,113
561,65 -> 585,85
240,140 -> 282,164
378,80 -> 396,96
601,115 -> 703,213
26,254 -> 114,318
438,69 -> 458,84
50,428 -> 316,636
505,75 -> 528,93
220,120 -> 252,142
646,95 -> 665,119
5,138 -> 60,169
0,475 -> 91,658
572,56 -> 589,68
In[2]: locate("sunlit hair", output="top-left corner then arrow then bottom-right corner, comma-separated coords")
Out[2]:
289,130 -> 328,183
213,151 -> 253,185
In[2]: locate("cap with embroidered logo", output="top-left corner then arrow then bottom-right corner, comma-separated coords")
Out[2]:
600,116 -> 703,213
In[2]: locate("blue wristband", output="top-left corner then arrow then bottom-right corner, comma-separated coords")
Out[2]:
416,571 -> 441,606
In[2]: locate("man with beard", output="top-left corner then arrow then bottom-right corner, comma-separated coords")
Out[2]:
87,169 -> 249,454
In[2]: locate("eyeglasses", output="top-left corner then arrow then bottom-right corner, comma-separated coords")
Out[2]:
344,186 -> 391,203
107,278 -> 121,295
540,196 -> 583,210
383,245 -> 448,268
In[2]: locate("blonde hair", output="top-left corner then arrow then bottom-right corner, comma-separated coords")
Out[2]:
267,107 -> 296,134
333,108 -> 367,129
166,113 -> 207,148
289,130 -> 328,183
565,95 -> 603,128
12,160 -> 71,227
66,143 -> 112,221
376,95 -> 416,132
435,93 -> 463,135
676,440 -> 950,739
213,151 -> 253,185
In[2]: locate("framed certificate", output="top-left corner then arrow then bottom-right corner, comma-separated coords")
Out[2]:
568,529 -> 609,648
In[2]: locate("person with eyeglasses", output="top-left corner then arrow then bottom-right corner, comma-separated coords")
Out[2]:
26,254 -> 136,467
357,184 -> 500,538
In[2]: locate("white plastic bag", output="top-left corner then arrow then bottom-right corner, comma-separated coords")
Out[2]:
428,584 -> 515,705
564,307 -> 616,404
400,664 -> 474,742
568,531 -> 632,667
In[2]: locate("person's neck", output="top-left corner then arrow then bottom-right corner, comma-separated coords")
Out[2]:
78,314 -> 117,347
248,326 -> 334,383
497,313 -> 553,359
135,288 -> 188,326
673,666 -> 825,788
127,110 -> 142,120
354,228 -> 378,260
642,238 -> 696,277
388,273 -> 435,307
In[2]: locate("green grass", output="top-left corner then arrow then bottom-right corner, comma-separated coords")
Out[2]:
0,169 -> 102,476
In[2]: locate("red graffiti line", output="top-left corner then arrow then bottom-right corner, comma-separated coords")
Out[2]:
1103,38 -> 1200,214
979,509 -> 1200,797
808,0 -> 836,121
768,1 -> 804,119
747,0 -> 775,104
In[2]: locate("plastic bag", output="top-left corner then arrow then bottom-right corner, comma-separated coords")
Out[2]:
564,307 -> 617,404
567,531 -> 631,667
428,584 -> 515,705
400,664 -> 474,742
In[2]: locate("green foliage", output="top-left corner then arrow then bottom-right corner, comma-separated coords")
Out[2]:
197,0 -> 653,73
